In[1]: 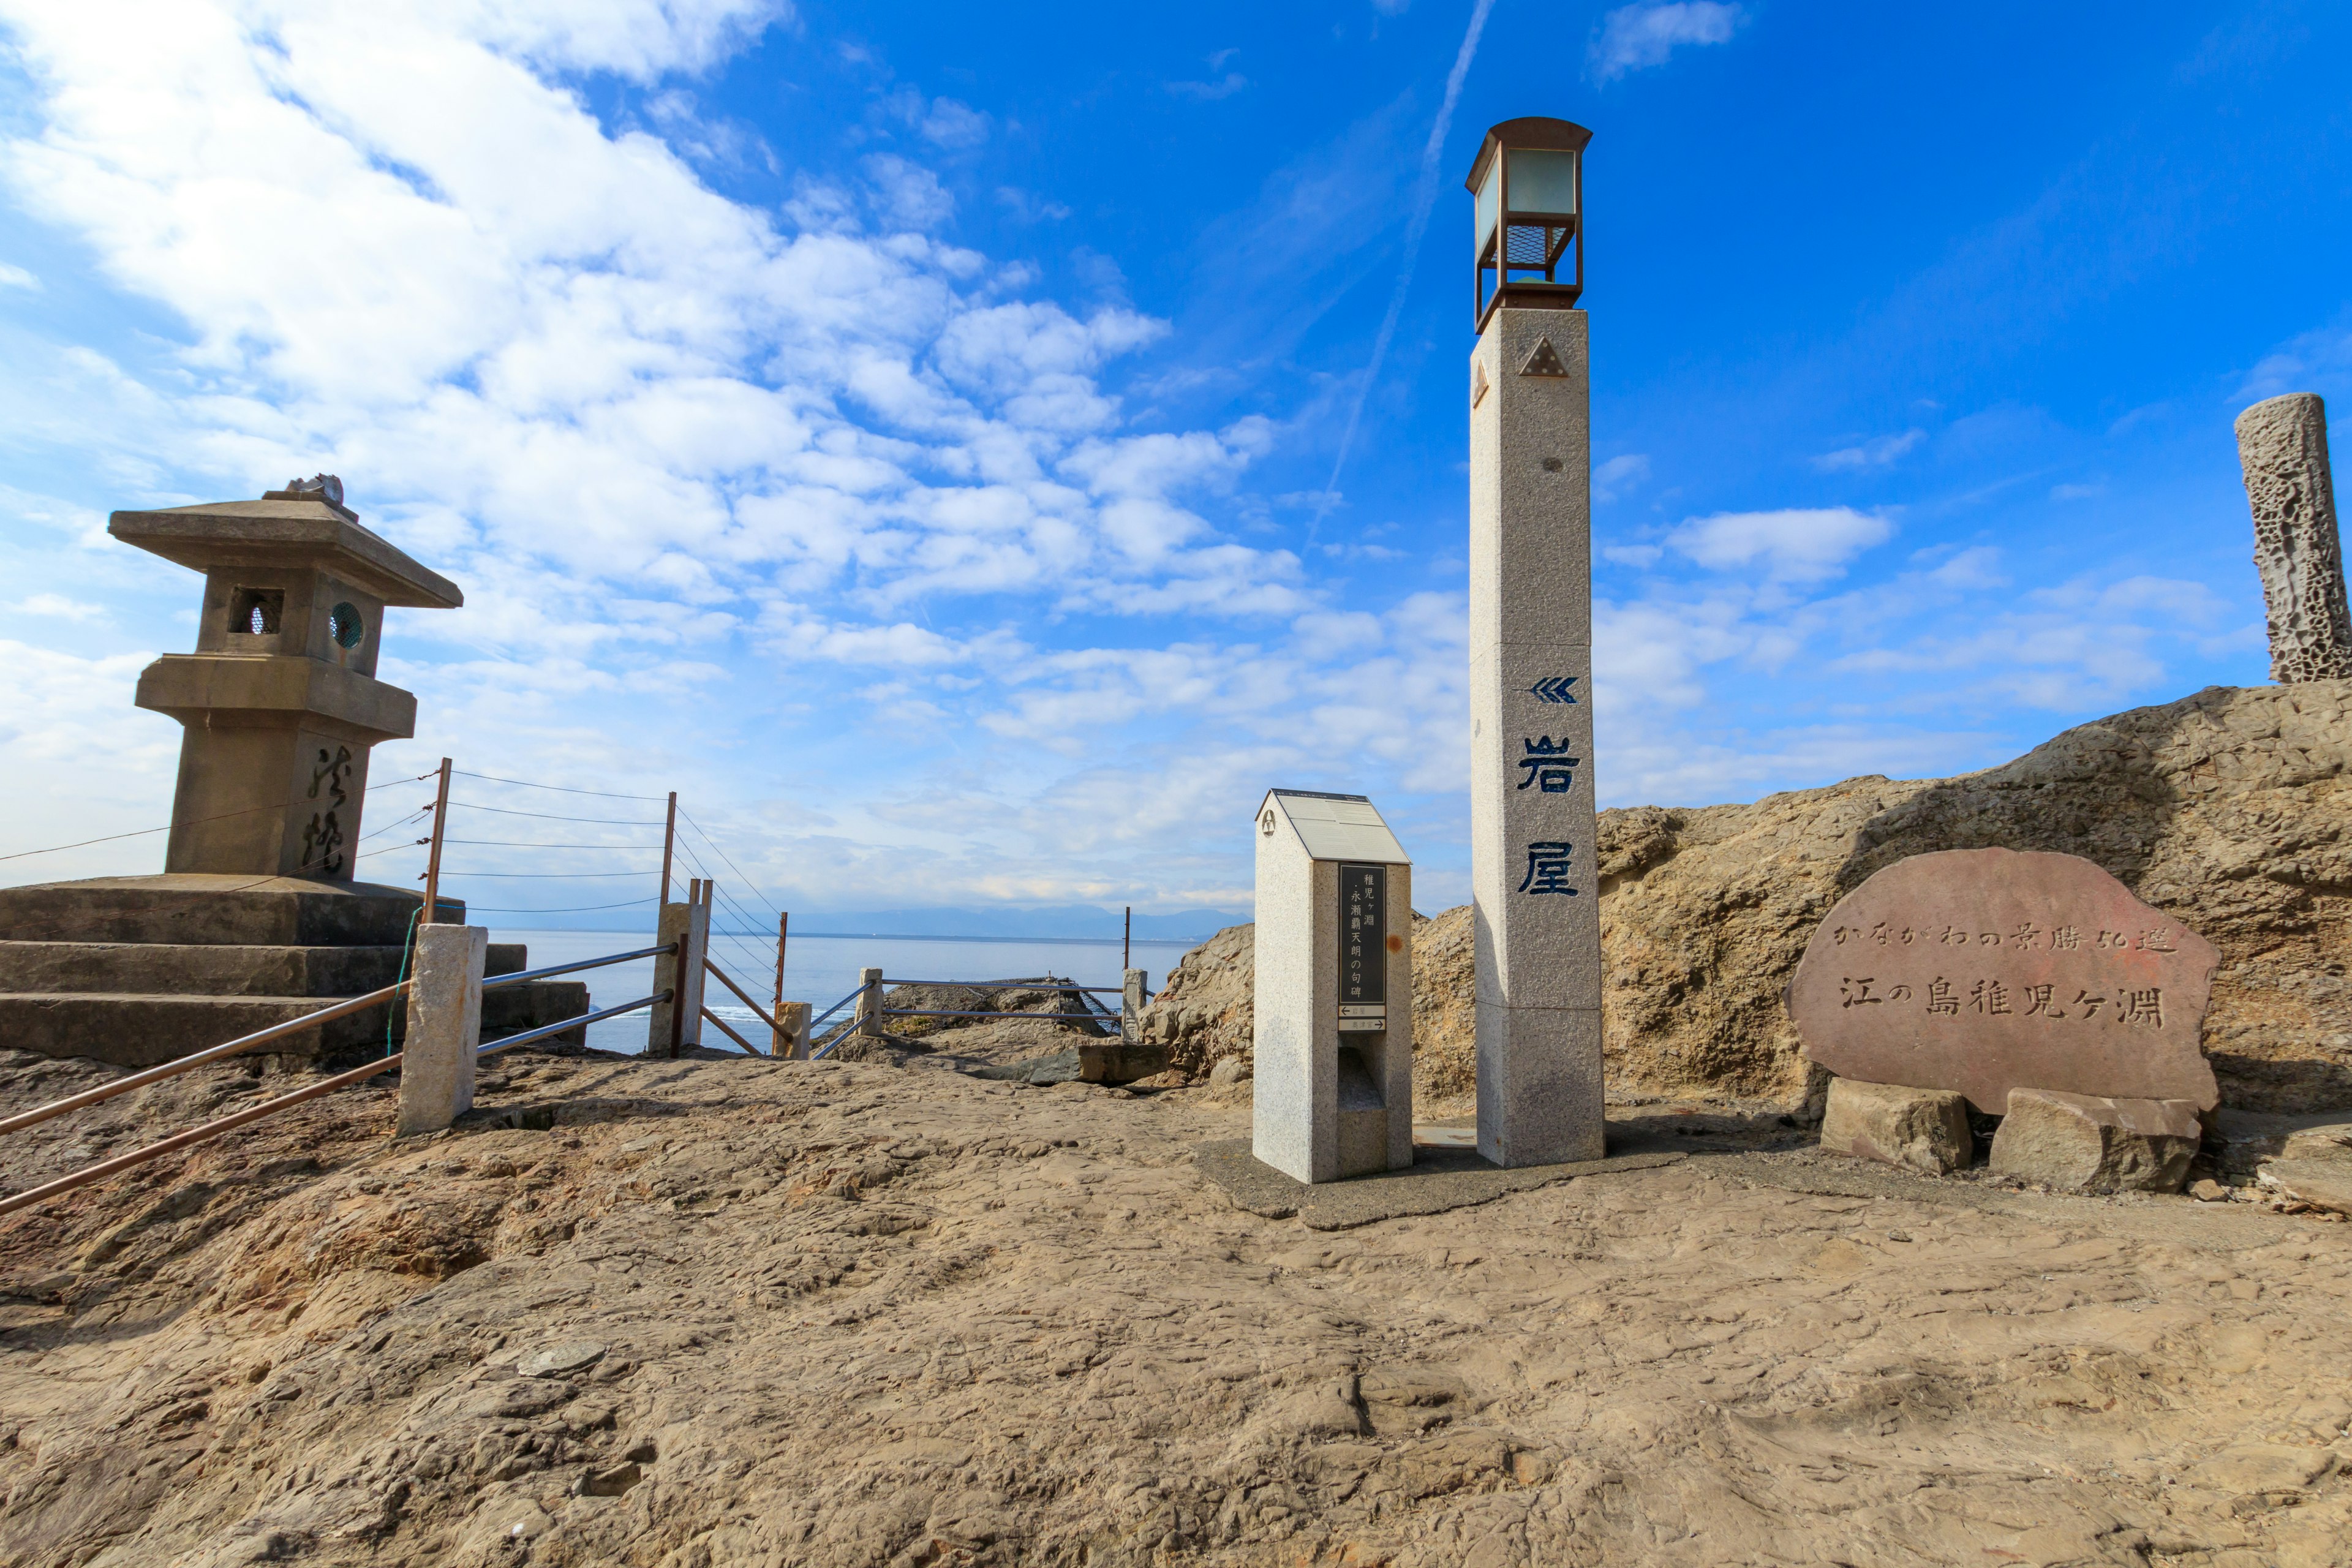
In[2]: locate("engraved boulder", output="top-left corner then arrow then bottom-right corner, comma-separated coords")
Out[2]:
1789,848 -> 2220,1114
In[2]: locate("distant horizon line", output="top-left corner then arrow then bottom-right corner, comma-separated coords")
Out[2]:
494,926 -> 1211,949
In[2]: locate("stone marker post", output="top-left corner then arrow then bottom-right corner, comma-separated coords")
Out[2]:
1251,790 -> 1414,1184
1464,116 -> 1604,1168
397,923 -> 486,1135
1121,968 -> 1148,1044
853,967 -> 884,1042
775,1000 -> 812,1059
2236,392 -> 2352,682
648,886 -> 710,1057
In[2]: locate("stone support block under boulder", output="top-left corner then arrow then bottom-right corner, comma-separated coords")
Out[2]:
2255,1159 -> 2352,1215
1819,1079 -> 1972,1174
1988,1088 -> 2201,1194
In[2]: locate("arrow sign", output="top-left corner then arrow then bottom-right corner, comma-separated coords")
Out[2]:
1528,676 -> 1579,704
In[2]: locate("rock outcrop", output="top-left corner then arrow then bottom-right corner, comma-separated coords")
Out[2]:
1141,684 -> 2352,1114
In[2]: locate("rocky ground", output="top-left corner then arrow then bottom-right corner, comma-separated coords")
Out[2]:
6,1042 -> 2351,1568
1142,682 -> 2352,1116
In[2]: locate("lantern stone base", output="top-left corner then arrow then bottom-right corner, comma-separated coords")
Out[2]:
0,875 -> 589,1070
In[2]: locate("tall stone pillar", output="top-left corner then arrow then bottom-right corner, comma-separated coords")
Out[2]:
1469,307 -> 1604,1167
2236,393 -> 2352,683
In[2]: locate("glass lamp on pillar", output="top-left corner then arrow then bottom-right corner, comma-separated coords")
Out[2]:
1468,116 -> 1592,330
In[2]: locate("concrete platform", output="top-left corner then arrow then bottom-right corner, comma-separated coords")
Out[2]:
1194,1137 -> 1684,1231
0,982 -> 589,1068
0,940 -> 526,995
0,875 -> 466,946
0,875 -> 585,1069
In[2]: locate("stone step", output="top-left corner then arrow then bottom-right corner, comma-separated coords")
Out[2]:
0,941 -> 528,996
0,875 -> 462,948
0,981 -> 592,1070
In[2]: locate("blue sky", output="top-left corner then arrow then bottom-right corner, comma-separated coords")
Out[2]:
2,0 -> 2348,929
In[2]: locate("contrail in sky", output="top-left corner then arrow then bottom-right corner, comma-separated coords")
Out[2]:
1309,0 -> 1499,542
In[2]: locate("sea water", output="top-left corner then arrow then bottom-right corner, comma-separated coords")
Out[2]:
491,928 -> 1201,1054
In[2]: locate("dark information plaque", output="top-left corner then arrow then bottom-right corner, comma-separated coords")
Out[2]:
1339,862 -> 1387,1033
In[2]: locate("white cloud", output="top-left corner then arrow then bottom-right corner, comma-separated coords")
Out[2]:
5,592 -> 107,621
0,262 -> 37,290
1590,1 -> 1744,83
862,153 -> 956,227
1812,428 -> 1925,472
919,97 -> 990,150
1667,507 -> 1893,581
1168,74 -> 1250,102
1593,451 -> 1649,503
2237,313 -> 2352,402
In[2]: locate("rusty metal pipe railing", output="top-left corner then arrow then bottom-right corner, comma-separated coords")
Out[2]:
879,1008 -> 1109,1022
699,1005 -> 758,1054
0,1050 -> 407,1219
880,978 -> 1121,993
0,981 -> 410,1141
484,942 -> 674,992
702,957 -> 780,1031
478,990 -> 667,1058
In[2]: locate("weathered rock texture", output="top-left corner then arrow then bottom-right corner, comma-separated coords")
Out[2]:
1987,1088 -> 2202,1194
1817,1079 -> 1972,1174
2237,393 -> 2352,683
1145,684 -> 2352,1115
1600,684 -> 2352,1114
7,1046 -> 2352,1568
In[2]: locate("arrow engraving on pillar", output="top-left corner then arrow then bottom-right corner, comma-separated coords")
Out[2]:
1528,676 -> 1580,704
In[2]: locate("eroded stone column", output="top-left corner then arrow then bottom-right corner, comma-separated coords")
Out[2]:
2236,392 -> 2352,682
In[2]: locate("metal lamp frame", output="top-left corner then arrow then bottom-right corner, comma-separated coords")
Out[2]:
1469,116 -> 1593,330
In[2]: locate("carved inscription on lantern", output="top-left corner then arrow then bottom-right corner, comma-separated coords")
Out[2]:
1789,848 -> 2221,1112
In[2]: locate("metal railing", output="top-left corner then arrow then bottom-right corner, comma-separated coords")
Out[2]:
802,975 -> 1132,1060
0,939 -> 679,1219
701,956 -> 783,1055
0,979 -> 413,1140
804,984 -> 865,1060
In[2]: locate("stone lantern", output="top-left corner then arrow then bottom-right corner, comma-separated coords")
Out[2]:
109,475 -> 461,880
0,480 -> 592,1071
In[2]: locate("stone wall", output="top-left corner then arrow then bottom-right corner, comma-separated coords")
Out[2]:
1140,683 -> 2352,1115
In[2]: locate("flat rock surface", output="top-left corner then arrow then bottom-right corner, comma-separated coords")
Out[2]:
4,1049 -> 2351,1567
1792,848 -> 2221,1112
1194,1140 -> 1686,1230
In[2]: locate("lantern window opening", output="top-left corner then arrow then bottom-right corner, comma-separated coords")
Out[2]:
230,586 -> 284,636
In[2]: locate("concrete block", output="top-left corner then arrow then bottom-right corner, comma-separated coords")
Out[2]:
646,898 -> 710,1056
397,924 -> 485,1136
775,1000 -> 812,1058
1819,1078 -> 1972,1174
1988,1087 -> 2201,1193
